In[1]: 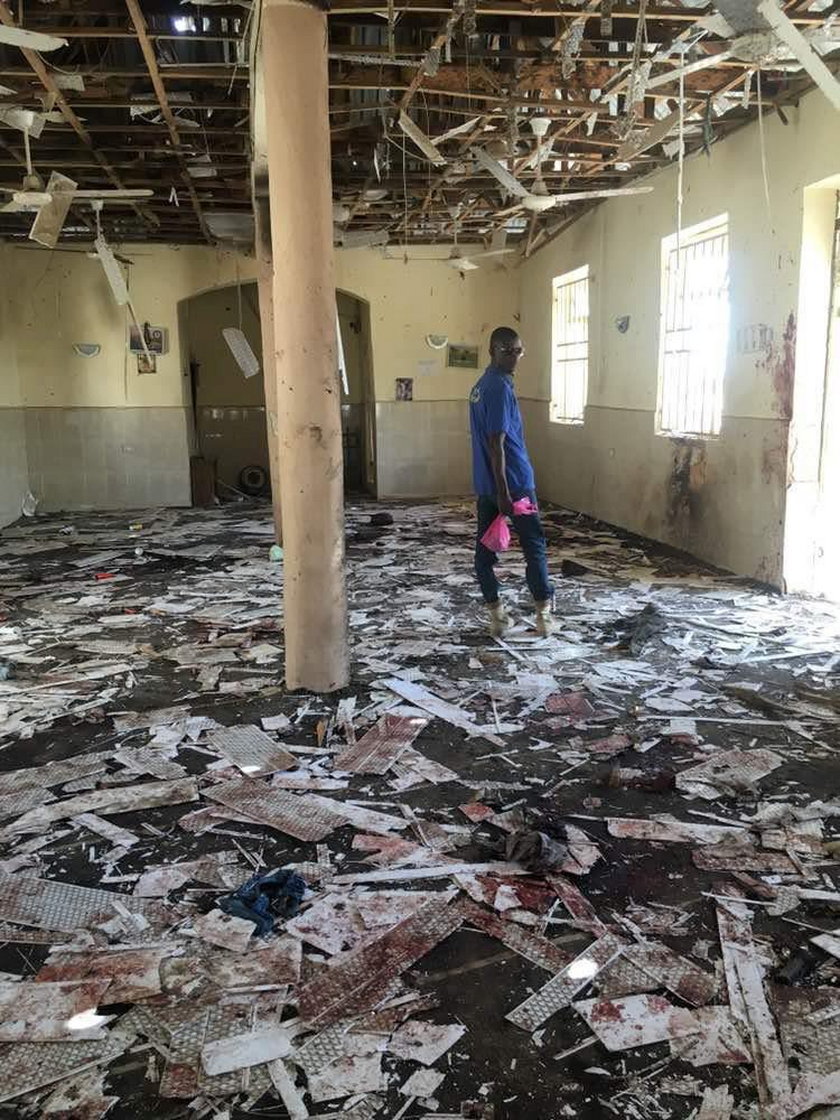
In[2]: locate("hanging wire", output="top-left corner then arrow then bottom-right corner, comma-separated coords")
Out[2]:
756,68 -> 773,231
676,62 -> 685,252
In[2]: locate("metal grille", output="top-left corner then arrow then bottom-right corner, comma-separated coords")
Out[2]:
657,217 -> 730,437
550,265 -> 589,423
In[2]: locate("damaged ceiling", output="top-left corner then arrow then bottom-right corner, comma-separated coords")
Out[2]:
0,0 -> 836,249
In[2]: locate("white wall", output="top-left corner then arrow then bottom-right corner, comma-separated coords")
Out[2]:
519,89 -> 840,585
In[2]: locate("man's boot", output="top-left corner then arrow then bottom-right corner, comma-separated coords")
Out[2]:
487,600 -> 510,638
535,600 -> 554,638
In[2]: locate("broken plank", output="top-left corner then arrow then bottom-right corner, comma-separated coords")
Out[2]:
332,861 -> 528,885
383,678 -> 504,747
716,902 -> 790,1108
607,817 -> 747,845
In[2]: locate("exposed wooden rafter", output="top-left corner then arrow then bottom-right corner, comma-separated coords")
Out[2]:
124,0 -> 213,243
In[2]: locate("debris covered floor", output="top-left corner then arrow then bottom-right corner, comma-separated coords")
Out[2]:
1,501 -> 840,1120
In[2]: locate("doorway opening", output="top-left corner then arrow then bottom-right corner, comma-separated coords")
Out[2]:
180,283 -> 376,504
784,183 -> 840,598
338,290 -> 376,495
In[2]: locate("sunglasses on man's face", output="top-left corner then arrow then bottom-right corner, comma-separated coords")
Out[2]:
496,344 -> 525,356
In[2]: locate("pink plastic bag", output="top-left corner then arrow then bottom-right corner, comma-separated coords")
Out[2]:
481,514 -> 511,552
512,497 -> 538,516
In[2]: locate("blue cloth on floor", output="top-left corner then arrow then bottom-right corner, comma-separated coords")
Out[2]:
217,868 -> 306,937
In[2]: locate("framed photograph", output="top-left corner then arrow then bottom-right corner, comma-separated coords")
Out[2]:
447,343 -> 479,370
395,377 -> 414,401
137,352 -> 157,375
129,323 -> 168,355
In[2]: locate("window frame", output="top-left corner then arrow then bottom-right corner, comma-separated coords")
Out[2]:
656,214 -> 730,439
549,264 -> 590,426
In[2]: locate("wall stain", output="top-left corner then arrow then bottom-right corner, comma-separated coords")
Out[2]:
666,441 -> 707,532
756,312 -> 796,420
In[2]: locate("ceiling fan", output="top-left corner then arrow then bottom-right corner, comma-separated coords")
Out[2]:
472,143 -> 654,215
0,140 -> 153,248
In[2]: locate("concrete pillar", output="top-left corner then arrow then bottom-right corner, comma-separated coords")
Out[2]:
262,0 -> 349,693
254,196 -> 283,544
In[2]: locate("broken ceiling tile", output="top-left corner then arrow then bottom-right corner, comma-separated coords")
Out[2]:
305,795 -> 408,836
298,898 -> 465,1028
400,1066 -> 446,1099
676,749 -> 784,800
201,1025 -> 292,1076
573,993 -> 702,1051
774,1070 -> 840,1118
671,1006 -> 750,1067
134,851 -> 242,897
692,845 -> 799,874
0,1033 -> 128,1104
696,1085 -> 734,1120
190,909 -> 256,953
207,724 -> 297,777
333,713 -> 429,774
36,948 -> 169,1002
0,979 -> 112,1041
622,943 -> 718,1005
811,931 -> 840,960
0,751 -> 115,797
268,1058 -> 309,1119
585,733 -> 633,757
113,745 -> 188,781
383,678 -> 503,747
716,903 -> 790,1109
40,1069 -> 118,1119
5,777 -> 200,835
307,1039 -> 386,1103
545,874 -> 608,935
606,817 -> 747,845
388,746 -> 460,788
203,937 -> 301,989
72,813 -> 140,849
506,933 -> 628,1031
205,778 -> 346,842
0,876 -> 171,935
388,1021 -> 466,1066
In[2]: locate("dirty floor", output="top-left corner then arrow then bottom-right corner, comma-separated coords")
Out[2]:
0,500 -> 839,1120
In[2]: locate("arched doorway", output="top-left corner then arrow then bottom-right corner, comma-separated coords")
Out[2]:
337,289 -> 376,495
180,282 -> 376,502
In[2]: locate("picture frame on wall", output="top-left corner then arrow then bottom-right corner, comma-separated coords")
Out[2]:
137,352 -> 157,375
447,343 -> 479,369
129,323 -> 168,355
395,377 -> 414,401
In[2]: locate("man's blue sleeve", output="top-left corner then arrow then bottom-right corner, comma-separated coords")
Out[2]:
483,379 -> 512,435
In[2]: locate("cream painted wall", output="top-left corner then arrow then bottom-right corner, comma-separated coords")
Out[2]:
335,246 -> 518,404
519,88 -> 840,585
0,240 -> 515,506
0,245 -> 28,526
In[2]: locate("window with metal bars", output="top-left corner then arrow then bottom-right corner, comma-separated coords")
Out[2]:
550,265 -> 590,424
657,216 -> 730,438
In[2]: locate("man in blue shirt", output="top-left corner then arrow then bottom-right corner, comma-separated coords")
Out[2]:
469,326 -> 553,638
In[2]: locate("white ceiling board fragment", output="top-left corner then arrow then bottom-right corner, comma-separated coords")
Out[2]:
0,24 -> 68,50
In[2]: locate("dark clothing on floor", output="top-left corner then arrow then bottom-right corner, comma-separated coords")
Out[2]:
475,491 -> 553,605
